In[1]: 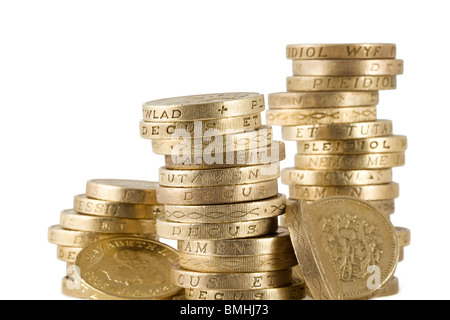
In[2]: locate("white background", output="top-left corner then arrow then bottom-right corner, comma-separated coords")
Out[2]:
0,0 -> 448,300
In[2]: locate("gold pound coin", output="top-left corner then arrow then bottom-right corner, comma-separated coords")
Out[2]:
86,179 -> 159,204
185,278 -> 305,300
281,168 -> 393,186
142,92 -> 264,121
170,264 -> 292,290
57,246 -> 83,263
268,92 -> 379,109
366,199 -> 395,216
151,126 -> 273,155
294,152 -> 405,170
157,180 -> 278,205
286,43 -> 396,60
140,114 -> 262,140
286,197 -> 399,300
282,120 -> 393,141
266,106 -> 377,126
48,225 -> 158,247
75,237 -> 180,300
297,135 -> 407,155
165,194 -> 286,223
60,209 -> 157,234
374,277 -> 399,298
73,194 -> 161,219
164,141 -> 285,169
159,163 -> 279,188
289,182 -> 399,201
177,227 -> 292,255
157,215 -> 278,240
292,59 -> 403,76
395,226 -> 411,247
287,76 -> 396,92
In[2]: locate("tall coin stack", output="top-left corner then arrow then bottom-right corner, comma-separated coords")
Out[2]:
267,43 -> 410,298
140,93 -> 305,300
48,179 -> 161,299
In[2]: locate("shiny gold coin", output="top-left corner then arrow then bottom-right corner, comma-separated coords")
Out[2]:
286,43 -> 396,60
170,264 -> 292,290
282,120 -> 393,141
57,246 -> 83,263
292,59 -> 403,76
157,180 -> 278,205
140,114 -> 262,140
142,92 -> 264,121
289,182 -> 399,201
399,247 -> 405,262
286,197 -> 399,300
159,163 -> 279,188
395,226 -> 411,247
281,168 -> 393,186
73,194 -> 161,219
177,227 -> 292,255
374,276 -> 399,299
75,237 -> 180,300
48,225 -> 158,247
179,251 -> 297,272
367,199 -> 395,216
164,141 -> 285,169
185,277 -> 305,300
156,215 -> 278,240
266,106 -> 377,126
297,136 -> 407,155
287,76 -> 396,91
60,209 -> 157,234
268,91 -> 379,109
151,126 -> 273,155
86,179 -> 159,204
294,152 -> 405,170
165,194 -> 286,223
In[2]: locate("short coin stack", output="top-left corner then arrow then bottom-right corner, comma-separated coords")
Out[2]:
267,43 -> 410,298
48,179 -> 162,299
140,93 -> 305,300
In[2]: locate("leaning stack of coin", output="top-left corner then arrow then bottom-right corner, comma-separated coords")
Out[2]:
47,179 -> 163,298
267,43 -> 410,298
140,93 -> 305,300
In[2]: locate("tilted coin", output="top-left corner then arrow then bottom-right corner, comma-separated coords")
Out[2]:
86,179 -> 159,204
297,135 -> 407,154
165,194 -> 286,223
286,197 -> 399,300
268,91 -> 379,109
281,120 -> 393,141
185,278 -> 305,300
156,215 -> 278,240
294,152 -> 405,170
60,209 -> 156,234
170,264 -> 292,290
73,194 -> 161,219
286,43 -> 396,60
281,168 -> 393,186
292,59 -> 403,76
142,92 -> 264,121
151,126 -> 273,155
156,180 -> 278,205
287,76 -> 397,91
159,163 -> 280,187
177,227 -> 293,255
75,237 -> 180,300
289,182 -> 399,201
266,106 -> 377,126
179,251 -> 297,272
48,225 -> 158,247
164,141 -> 285,169
140,114 -> 262,140
57,246 -> 83,263
395,227 -> 411,247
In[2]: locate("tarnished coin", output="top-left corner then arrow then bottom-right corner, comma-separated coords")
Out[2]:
75,237 -> 180,300
86,179 -> 159,204
286,197 -> 399,300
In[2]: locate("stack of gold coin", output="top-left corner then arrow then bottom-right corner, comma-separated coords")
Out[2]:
140,93 -> 305,300
267,43 -> 410,298
47,179 -> 163,298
